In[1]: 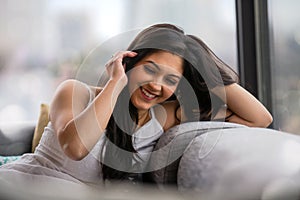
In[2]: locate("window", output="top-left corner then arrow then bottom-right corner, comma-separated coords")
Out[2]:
0,0 -> 237,122
268,0 -> 300,134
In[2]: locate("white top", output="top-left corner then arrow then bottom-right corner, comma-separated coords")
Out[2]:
0,84 -> 164,186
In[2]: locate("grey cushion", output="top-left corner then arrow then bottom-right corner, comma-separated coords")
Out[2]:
0,121 -> 36,156
177,128 -> 300,199
144,121 -> 245,185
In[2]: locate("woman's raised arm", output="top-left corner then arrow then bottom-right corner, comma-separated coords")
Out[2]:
50,51 -> 137,160
223,83 -> 273,127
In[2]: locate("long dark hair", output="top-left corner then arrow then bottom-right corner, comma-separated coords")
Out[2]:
101,23 -> 239,181
101,49 -> 157,181
177,34 -> 239,121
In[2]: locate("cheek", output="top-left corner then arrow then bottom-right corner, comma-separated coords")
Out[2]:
128,76 -> 137,92
128,71 -> 153,92
127,72 -> 141,93
162,86 -> 177,100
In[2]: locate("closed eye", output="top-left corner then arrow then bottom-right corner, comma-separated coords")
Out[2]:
165,77 -> 179,86
144,65 -> 156,74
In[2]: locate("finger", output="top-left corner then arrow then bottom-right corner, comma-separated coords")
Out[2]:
105,51 -> 137,68
112,51 -> 137,60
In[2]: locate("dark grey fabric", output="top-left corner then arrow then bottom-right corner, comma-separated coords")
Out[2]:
144,121 -> 245,185
178,128 -> 300,200
0,121 -> 35,156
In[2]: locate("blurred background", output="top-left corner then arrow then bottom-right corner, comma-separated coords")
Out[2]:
0,0 -> 299,134
268,0 -> 300,134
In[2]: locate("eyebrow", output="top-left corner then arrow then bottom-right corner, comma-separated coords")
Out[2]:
145,60 -> 182,79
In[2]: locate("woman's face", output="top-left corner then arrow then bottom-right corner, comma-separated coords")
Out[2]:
128,50 -> 184,111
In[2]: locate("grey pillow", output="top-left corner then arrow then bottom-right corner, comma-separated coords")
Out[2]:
177,127 -> 300,200
144,121 -> 245,185
0,121 -> 35,156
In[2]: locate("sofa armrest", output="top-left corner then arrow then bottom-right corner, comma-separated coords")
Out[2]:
145,121 -> 246,185
0,121 -> 36,156
177,128 -> 300,199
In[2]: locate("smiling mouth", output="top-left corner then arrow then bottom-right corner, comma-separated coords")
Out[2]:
140,87 -> 157,100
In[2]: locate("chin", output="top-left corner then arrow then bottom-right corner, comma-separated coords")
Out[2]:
131,99 -> 153,111
132,102 -> 151,111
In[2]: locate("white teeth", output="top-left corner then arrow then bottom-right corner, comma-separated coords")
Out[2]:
142,88 -> 155,98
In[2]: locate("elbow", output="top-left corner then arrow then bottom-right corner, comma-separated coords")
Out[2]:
57,130 -> 89,161
264,113 -> 273,127
256,113 -> 273,128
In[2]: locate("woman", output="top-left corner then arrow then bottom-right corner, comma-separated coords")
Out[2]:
0,23 -> 272,186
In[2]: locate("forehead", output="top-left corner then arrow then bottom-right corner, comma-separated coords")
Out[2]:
137,50 -> 184,74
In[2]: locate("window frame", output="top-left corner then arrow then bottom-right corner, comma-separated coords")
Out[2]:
235,0 -> 273,128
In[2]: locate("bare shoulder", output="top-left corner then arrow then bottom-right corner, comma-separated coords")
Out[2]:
55,79 -> 103,98
50,79 -> 103,130
50,80 -> 95,117
54,79 -> 91,99
153,100 -> 180,131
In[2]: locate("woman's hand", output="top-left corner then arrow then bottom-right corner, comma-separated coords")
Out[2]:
50,51 -> 138,161
105,51 -> 137,86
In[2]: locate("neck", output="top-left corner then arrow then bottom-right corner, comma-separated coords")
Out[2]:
137,109 -> 151,127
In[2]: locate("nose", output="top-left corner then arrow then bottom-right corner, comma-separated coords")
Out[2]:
148,82 -> 162,92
